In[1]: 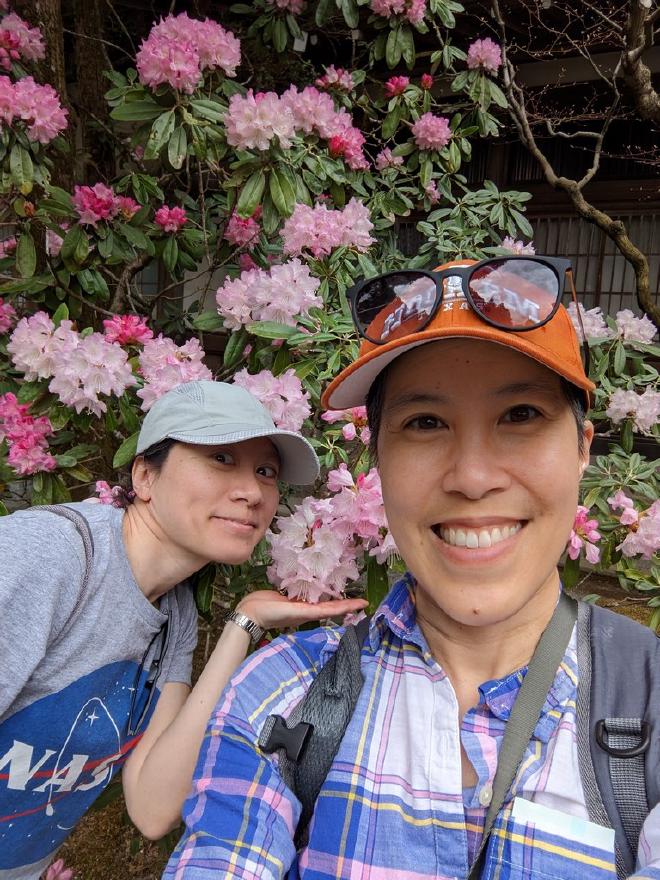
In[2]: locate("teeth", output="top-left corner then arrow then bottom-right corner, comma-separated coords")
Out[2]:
439,522 -> 521,548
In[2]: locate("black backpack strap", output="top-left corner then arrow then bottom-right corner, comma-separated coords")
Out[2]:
577,601 -> 660,879
259,615 -> 371,849
37,504 -> 94,647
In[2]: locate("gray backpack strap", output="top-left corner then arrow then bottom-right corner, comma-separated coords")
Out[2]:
37,504 -> 94,646
259,615 -> 371,849
577,601 -> 660,879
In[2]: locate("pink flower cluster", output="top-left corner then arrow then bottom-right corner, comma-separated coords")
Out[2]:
267,463 -> 397,602
501,236 -> 535,256
606,387 -> 660,435
322,406 -> 371,445
0,392 -> 56,475
370,0 -> 426,25
103,314 -> 153,345
567,504 -> 601,564
0,12 -> 45,70
566,303 -> 612,341
225,85 -> 368,170
384,76 -> 409,97
136,13 -> 240,94
72,183 -> 120,226
233,368 -> 310,433
424,181 -> 440,204
467,37 -> 502,74
216,258 -> 321,330
137,334 -> 211,411
0,235 -> 15,258
608,490 -> 639,526
411,112 -> 452,151
266,0 -> 304,12
224,209 -> 261,248
375,148 -> 404,171
614,309 -> 657,345
609,491 -> 660,560
0,296 -> 16,333
282,199 -> 375,259
154,205 -> 187,233
315,65 -> 354,92
7,312 -> 135,417
0,75 -> 67,144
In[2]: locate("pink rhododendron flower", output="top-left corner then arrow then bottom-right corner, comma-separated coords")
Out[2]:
618,501 -> 660,561
266,0 -> 304,11
233,368 -> 311,432
45,228 -> 64,257
8,312 -> 77,381
137,335 -> 212,411
1,12 -> 45,64
72,183 -> 119,226
607,490 -> 639,526
116,196 -> 140,220
424,181 -> 440,204
43,859 -> 74,880
375,148 -> 403,171
225,89 -> 297,151
224,210 -> 260,248
0,296 -> 16,333
566,302 -> 613,341
0,392 -> 57,476
615,309 -> 657,345
238,252 -> 258,272
0,76 -> 67,144
411,112 -> 452,151
216,258 -> 321,330
282,199 -> 375,259
0,236 -> 15,258
467,37 -> 502,73
315,66 -> 354,92
370,0 -> 426,25
384,75 -> 409,97
322,406 -> 371,445
567,505 -> 601,564
606,387 -> 660,435
420,73 -> 433,90
137,13 -> 240,93
501,236 -> 535,256
103,314 -> 153,345
154,205 -> 187,233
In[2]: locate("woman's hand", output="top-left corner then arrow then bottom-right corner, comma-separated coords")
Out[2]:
235,590 -> 368,631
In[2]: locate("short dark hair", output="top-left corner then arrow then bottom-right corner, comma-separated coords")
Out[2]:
366,363 -> 586,462
112,438 -> 179,508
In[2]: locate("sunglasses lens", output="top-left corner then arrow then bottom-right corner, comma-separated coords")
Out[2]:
468,259 -> 559,328
355,272 -> 437,342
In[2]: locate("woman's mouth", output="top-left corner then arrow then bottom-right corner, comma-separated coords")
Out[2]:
435,521 -> 523,549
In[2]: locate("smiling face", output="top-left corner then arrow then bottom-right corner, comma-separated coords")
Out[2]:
137,437 -> 280,570
376,339 -> 592,631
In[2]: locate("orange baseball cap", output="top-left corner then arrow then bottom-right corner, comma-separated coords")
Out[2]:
322,259 -> 595,410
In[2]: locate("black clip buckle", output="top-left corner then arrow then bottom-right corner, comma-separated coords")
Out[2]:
260,714 -> 313,762
595,720 -> 651,758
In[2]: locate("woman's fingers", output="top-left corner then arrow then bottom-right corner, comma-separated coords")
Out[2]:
236,591 -> 368,630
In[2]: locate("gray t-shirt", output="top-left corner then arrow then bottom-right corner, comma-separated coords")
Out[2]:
0,503 -> 198,879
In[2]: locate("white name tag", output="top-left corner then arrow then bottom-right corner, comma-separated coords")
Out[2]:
511,797 -> 615,852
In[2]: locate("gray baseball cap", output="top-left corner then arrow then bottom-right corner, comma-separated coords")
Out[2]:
136,380 -> 320,485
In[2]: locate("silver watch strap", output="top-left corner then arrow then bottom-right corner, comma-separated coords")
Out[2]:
226,610 -> 265,645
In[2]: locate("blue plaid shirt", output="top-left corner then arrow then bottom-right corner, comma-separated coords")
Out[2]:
164,577 -> 660,879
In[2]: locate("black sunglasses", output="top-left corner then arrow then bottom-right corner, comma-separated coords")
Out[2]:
127,611 -> 170,737
348,255 -> 590,374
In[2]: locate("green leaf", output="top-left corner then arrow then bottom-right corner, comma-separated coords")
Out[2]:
118,393 -> 141,433
52,302 -> 70,326
9,144 -> 34,194
112,431 -> 139,468
613,341 -> 627,376
189,98 -> 225,123
381,105 -> 401,140
31,472 -> 54,505
367,556 -> 389,614
223,326 -> 249,368
399,25 -> 415,69
339,0 -> 359,28
561,553 -> 581,589
60,225 -> 89,270
168,126 -> 188,170
117,222 -> 152,253
269,167 -> 296,217
193,563 -> 217,618
192,310 -> 224,331
620,419 -> 634,453
16,232 -> 36,278
0,500 -> 8,516
110,100 -> 163,122
236,170 -> 266,219
386,27 -> 402,69
273,17 -> 288,52
162,237 -> 179,274
77,268 -> 110,299
315,0 -> 331,25
246,321 -> 298,340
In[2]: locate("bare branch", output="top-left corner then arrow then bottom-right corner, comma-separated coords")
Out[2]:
620,0 -> 660,124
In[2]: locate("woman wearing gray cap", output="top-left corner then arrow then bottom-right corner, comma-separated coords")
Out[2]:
0,380 -> 366,880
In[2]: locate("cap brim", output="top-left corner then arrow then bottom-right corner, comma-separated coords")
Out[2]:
166,426 -> 320,485
322,324 -> 595,410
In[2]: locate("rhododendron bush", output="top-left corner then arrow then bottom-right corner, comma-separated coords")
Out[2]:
0,1 -> 656,613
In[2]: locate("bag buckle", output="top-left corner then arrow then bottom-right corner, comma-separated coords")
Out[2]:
259,714 -> 313,762
595,719 -> 651,758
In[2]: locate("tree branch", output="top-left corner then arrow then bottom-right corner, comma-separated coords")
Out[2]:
621,0 -> 660,124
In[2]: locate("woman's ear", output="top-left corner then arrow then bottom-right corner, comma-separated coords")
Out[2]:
580,419 -> 595,475
130,456 -> 154,502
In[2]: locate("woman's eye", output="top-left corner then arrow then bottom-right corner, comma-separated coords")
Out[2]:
214,452 -> 234,464
406,415 -> 444,430
258,464 -> 279,479
503,405 -> 540,423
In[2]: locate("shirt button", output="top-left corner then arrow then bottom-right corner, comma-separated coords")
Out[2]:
479,783 -> 493,807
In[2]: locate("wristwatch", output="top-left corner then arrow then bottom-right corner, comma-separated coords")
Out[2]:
226,610 -> 265,645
